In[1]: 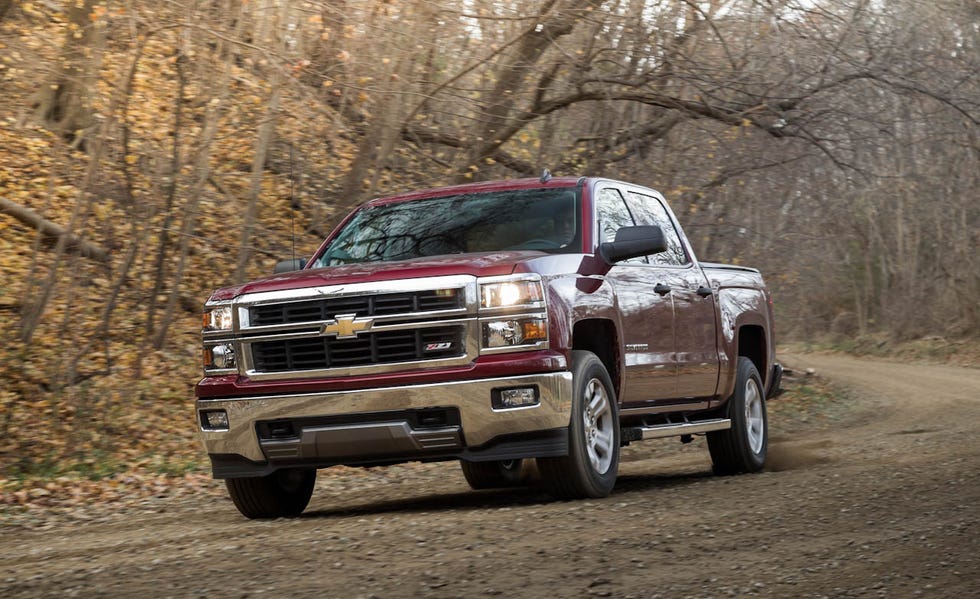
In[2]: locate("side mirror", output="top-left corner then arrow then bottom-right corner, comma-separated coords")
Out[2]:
274,258 -> 307,274
600,226 -> 667,263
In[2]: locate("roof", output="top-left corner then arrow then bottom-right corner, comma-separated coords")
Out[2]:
363,176 -> 586,207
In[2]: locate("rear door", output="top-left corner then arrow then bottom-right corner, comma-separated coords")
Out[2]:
625,190 -> 719,398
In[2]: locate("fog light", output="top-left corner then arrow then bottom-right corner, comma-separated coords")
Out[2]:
201,409 -> 229,431
493,386 -> 539,409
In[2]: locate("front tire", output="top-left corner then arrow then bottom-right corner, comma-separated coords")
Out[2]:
459,459 -> 529,489
539,351 -> 620,499
708,357 -> 768,475
225,468 -> 316,519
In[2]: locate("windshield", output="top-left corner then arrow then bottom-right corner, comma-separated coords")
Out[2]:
313,188 -> 581,267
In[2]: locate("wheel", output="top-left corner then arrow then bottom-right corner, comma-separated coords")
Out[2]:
225,468 -> 316,519
459,459 -> 529,489
539,350 -> 620,499
708,357 -> 768,475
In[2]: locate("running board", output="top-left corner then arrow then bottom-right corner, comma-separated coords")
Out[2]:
622,418 -> 731,442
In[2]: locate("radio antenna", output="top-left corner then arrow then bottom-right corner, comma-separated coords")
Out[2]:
290,144 -> 296,263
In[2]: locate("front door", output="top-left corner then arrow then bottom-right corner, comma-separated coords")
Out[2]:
595,185 -> 676,402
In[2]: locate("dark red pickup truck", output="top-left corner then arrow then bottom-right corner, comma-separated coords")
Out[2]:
196,176 -> 782,518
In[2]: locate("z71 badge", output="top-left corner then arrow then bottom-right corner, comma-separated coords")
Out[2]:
425,342 -> 453,351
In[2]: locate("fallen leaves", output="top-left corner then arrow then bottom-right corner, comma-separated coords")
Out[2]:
0,469 -> 226,530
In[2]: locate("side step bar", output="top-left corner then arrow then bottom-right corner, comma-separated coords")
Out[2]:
622,418 -> 731,443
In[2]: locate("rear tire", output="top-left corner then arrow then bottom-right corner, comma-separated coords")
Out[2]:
708,357 -> 768,475
539,350 -> 620,499
459,459 -> 528,489
225,468 -> 316,519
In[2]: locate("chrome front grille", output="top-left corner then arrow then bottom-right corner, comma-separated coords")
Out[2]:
231,276 -> 478,381
249,289 -> 463,326
251,325 -> 464,372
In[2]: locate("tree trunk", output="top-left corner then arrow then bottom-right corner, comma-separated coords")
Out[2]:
18,137 -> 105,344
457,0 -> 599,180
33,0 -> 104,146
0,0 -> 14,23
152,49 -> 234,349
235,73 -> 282,283
0,198 -> 109,263
145,46 -> 188,341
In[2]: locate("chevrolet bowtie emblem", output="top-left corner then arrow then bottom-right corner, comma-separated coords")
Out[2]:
320,314 -> 374,339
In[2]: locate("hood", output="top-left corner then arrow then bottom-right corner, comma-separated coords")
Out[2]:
208,252 -> 544,301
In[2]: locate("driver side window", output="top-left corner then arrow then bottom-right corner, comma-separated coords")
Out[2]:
626,191 -> 689,266
596,187 -> 645,264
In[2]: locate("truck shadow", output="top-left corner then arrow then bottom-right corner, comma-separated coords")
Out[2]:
303,470 -> 714,519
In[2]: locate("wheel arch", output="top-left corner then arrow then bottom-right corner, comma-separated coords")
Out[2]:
571,318 -> 621,400
737,324 -> 768,384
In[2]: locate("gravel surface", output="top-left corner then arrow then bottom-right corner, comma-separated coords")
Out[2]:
2,353 -> 978,597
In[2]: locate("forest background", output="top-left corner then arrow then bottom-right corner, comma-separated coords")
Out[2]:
0,0 -> 976,492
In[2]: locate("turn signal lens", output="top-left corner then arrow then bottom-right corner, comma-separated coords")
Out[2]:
520,319 -> 548,342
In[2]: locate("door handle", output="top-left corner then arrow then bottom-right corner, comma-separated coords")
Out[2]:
654,283 -> 671,296
696,286 -> 713,298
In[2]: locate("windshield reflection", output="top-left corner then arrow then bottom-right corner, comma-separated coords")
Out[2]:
314,189 -> 581,267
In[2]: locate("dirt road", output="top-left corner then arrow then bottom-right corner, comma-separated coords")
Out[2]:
3,353 -> 978,597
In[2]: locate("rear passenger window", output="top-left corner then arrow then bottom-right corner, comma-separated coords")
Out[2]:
627,192 -> 689,266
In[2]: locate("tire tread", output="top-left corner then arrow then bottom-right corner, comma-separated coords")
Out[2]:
225,469 -> 315,519
539,350 -> 620,500
708,357 -> 767,475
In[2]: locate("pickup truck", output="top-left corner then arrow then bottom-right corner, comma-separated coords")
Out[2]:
196,175 -> 782,519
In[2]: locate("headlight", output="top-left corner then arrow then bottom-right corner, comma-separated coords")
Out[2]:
203,305 -> 234,331
205,344 -> 236,369
482,317 -> 548,348
479,278 -> 544,311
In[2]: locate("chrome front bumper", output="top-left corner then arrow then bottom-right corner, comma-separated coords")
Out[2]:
197,372 -> 572,476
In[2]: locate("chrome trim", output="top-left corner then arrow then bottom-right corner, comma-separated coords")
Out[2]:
477,273 -> 547,315
202,301 -> 234,335
478,311 -> 550,356
204,275 -> 481,379
619,400 -> 712,416
197,371 -> 573,462
204,276 -> 477,340
635,418 -> 731,439
203,274 -> 554,380
241,320 -> 480,381
479,342 -> 550,356
235,306 -> 469,337
239,275 -> 477,314
203,339 -> 239,376
241,316 -> 475,344
203,367 -> 238,377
